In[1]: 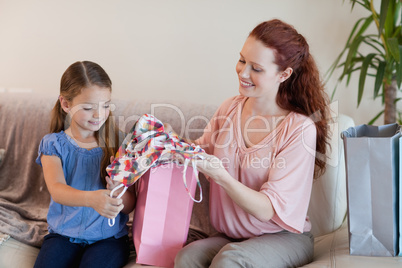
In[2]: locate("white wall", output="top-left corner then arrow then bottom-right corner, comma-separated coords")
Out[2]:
0,0 -> 384,125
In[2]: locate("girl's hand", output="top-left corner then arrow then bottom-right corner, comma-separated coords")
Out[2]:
106,176 -> 125,196
87,190 -> 124,219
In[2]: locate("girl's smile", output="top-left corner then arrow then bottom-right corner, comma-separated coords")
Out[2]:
60,85 -> 111,143
89,120 -> 102,125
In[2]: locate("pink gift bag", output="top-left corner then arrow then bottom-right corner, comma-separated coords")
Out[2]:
133,164 -> 199,268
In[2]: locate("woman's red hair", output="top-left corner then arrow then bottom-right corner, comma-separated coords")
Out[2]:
250,19 -> 330,178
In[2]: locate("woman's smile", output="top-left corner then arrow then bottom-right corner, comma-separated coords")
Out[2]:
239,79 -> 254,88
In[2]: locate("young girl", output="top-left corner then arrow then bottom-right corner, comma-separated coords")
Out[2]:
34,61 -> 135,268
175,19 -> 330,267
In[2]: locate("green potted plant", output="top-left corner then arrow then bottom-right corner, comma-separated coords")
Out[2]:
327,0 -> 402,124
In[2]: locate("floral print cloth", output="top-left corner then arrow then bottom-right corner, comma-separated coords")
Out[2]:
106,114 -> 205,188
106,114 -> 205,227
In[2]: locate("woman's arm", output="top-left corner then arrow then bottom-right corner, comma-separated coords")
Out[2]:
195,154 -> 275,222
41,154 -> 124,219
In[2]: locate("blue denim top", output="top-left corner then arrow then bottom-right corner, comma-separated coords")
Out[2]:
36,131 -> 128,244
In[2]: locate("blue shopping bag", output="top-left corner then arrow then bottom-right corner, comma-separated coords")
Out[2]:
342,123 -> 400,257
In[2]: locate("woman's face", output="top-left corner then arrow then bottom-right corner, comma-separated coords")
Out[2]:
235,36 -> 291,100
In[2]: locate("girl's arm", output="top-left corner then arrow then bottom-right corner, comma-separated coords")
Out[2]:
195,154 -> 274,222
41,154 -> 124,219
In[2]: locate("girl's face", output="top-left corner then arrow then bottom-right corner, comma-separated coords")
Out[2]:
62,85 -> 111,135
235,36 -> 292,101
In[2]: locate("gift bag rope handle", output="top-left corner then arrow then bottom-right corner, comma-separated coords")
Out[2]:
135,132 -> 205,204
180,153 -> 204,203
108,184 -> 128,227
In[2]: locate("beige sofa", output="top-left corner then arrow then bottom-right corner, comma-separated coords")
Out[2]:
0,92 -> 401,267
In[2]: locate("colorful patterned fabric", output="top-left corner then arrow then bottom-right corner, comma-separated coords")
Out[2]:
106,113 -> 204,195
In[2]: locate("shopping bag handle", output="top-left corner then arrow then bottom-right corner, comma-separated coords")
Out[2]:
182,156 -> 203,203
341,126 -> 356,139
108,184 -> 128,227
341,123 -> 402,139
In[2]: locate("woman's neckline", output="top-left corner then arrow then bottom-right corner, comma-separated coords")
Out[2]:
237,97 -> 292,150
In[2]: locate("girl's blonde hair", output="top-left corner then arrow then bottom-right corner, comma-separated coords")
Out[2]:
50,61 -> 119,186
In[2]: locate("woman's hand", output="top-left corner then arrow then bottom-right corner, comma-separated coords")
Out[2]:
195,152 -> 275,222
163,122 -> 174,134
194,153 -> 230,185
86,190 -> 124,219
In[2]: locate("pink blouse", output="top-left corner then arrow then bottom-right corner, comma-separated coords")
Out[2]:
196,95 -> 316,239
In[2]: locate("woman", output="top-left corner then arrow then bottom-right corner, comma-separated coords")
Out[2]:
175,19 -> 330,268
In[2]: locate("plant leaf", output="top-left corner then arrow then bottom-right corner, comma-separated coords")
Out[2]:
398,1 -> 402,28
392,25 -> 401,38
363,36 -> 385,55
343,35 -> 365,77
325,16 -> 372,81
397,45 -> 402,88
379,0 -> 390,37
368,110 -> 384,125
330,82 -> 339,101
385,0 -> 396,38
355,15 -> 374,38
358,53 -> 377,105
350,0 -> 371,10
374,61 -> 386,98
387,37 -> 400,63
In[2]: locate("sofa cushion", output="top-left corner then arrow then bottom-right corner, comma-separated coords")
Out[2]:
0,149 -> 5,165
307,113 -> 355,237
0,94 -> 51,247
301,220 -> 402,267
0,235 -> 39,268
